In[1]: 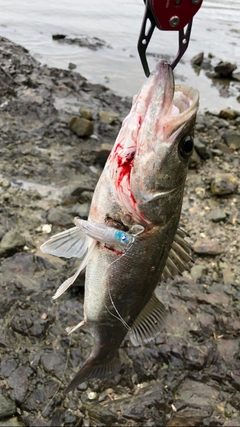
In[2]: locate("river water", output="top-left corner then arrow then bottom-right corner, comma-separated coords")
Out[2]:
1,0 -> 240,111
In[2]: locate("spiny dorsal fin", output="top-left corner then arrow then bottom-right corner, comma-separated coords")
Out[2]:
129,291 -> 167,347
161,227 -> 193,281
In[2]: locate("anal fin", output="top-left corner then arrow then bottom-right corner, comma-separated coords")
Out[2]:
129,291 -> 167,347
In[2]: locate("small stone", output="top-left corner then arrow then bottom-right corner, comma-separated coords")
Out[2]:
212,142 -> 231,154
0,178 -> 10,188
69,116 -> 94,137
222,268 -> 234,284
0,229 -> 25,256
214,61 -> 237,78
208,209 -> 226,222
210,173 -> 238,195
232,71 -> 240,82
47,207 -> 73,227
0,395 -> 17,419
68,62 -> 76,70
211,149 -> 223,157
219,108 -> 236,120
98,110 -> 119,124
189,148 -> 201,169
223,130 -> 240,150
88,391 -> 98,400
79,106 -> 92,120
194,138 -> 211,159
191,52 -> 204,67
95,143 -> 113,166
193,239 -> 222,255
190,264 -> 208,280
0,417 -> 24,427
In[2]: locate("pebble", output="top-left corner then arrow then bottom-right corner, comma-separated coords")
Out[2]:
193,239 -> 222,255
219,108 -> 236,120
98,110 -> 119,124
207,209 -> 226,222
223,130 -> 240,150
214,61 -> 237,77
194,138 -> 211,159
68,62 -> 76,70
88,392 -> 98,400
222,268 -> 234,284
213,142 -> 232,154
69,116 -> 94,137
47,207 -> 73,227
79,106 -> 93,120
210,173 -> 238,195
0,395 -> 17,419
190,264 -> 208,280
0,229 -> 25,256
95,142 -> 113,166
191,52 -> 204,67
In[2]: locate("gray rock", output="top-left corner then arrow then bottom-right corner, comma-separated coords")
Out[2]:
190,264 -> 208,280
222,268 -> 234,284
191,52 -> 204,67
232,71 -> 240,82
0,395 -> 17,419
213,142 -> 232,154
69,116 -> 94,137
189,148 -> 201,169
61,183 -> 94,205
223,130 -> 240,150
68,62 -> 76,70
194,138 -> 211,159
47,207 -> 73,227
0,417 -> 25,427
210,173 -> 238,195
95,143 -> 113,166
193,239 -> 222,255
214,61 -> 237,77
208,208 -> 226,222
0,229 -> 25,256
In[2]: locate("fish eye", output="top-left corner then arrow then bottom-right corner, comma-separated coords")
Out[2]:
178,136 -> 194,161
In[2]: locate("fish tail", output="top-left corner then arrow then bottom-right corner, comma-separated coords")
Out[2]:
65,352 -> 121,393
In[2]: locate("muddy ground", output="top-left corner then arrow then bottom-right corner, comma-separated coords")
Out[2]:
0,36 -> 240,426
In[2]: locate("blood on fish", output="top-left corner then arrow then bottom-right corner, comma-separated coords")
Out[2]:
104,244 -> 123,256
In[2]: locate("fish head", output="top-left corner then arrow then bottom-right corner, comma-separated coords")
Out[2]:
107,60 -> 199,225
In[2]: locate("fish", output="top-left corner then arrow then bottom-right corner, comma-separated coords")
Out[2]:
40,60 -> 199,392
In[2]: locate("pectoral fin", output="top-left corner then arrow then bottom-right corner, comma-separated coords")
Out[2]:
161,227 -> 193,281
129,291 -> 167,346
52,240 -> 96,299
40,226 -> 93,259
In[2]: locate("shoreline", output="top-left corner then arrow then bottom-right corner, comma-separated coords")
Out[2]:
0,36 -> 240,426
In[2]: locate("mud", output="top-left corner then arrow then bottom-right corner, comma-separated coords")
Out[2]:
0,36 -> 240,426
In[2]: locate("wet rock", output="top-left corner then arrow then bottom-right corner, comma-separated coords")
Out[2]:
191,52 -> 204,67
69,116 -> 94,137
194,138 -> 211,159
52,34 -> 66,40
214,61 -> 237,78
219,108 -> 236,120
212,142 -> 231,154
222,268 -> 234,284
0,417 -> 25,427
210,173 -> 238,195
1,356 -> 18,378
168,407 -> 212,427
190,264 -> 208,280
68,62 -> 76,70
207,209 -> 226,222
8,366 -> 34,404
193,239 -> 222,255
223,130 -> 240,150
47,207 -> 73,227
98,110 -> 119,124
53,34 -> 110,50
0,394 -> 17,419
61,183 -> 94,205
189,148 -> 201,169
95,143 -> 112,166
0,229 -> 25,256
79,106 -> 93,120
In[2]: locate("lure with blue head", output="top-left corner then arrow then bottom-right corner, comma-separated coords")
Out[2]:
74,217 -> 135,246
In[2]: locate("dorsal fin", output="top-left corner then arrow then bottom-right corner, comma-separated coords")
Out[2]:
161,227 -> 193,281
129,291 -> 167,346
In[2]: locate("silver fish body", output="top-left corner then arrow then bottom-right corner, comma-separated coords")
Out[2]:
41,60 -> 199,392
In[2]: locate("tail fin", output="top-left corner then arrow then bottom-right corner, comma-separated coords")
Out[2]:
65,353 -> 121,393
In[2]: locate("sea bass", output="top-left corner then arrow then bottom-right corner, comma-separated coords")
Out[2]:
41,60 -> 199,392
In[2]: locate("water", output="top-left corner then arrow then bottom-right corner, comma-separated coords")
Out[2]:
0,0 -> 240,111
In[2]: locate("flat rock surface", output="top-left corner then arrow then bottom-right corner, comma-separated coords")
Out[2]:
0,36 -> 240,426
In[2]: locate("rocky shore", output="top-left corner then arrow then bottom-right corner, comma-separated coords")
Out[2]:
0,35 -> 240,426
